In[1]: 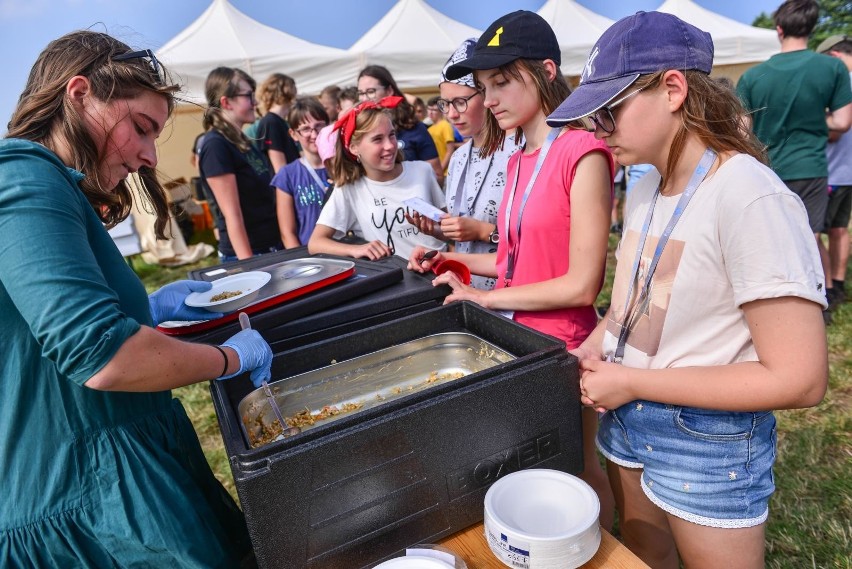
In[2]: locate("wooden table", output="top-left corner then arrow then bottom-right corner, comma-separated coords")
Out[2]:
438,522 -> 649,569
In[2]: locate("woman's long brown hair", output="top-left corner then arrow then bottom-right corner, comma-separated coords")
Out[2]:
6,31 -> 178,238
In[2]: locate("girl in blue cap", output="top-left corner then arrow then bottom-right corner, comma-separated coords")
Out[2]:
408,10 -> 617,530
549,11 -> 828,567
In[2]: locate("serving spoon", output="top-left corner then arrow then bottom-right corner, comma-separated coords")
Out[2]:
238,312 -> 300,439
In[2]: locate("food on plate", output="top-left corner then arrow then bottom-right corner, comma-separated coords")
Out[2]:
210,290 -> 243,302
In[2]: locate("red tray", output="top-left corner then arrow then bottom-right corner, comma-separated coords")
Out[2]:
158,258 -> 355,336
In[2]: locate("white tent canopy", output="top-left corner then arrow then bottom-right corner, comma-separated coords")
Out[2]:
348,0 -> 482,89
154,0 -> 786,184
537,0 -> 615,76
656,0 -> 779,65
156,0 -> 358,100
156,0 -> 782,101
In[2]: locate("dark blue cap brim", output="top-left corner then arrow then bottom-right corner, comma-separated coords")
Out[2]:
547,74 -> 640,126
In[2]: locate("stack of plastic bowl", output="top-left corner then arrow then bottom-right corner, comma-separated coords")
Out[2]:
483,469 -> 601,568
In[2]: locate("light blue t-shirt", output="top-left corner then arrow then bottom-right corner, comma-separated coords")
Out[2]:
827,71 -> 852,186
626,164 -> 654,194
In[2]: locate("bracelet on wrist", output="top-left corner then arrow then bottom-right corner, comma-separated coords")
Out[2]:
213,345 -> 229,378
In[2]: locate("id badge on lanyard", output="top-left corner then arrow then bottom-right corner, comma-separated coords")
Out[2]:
610,148 -> 717,364
502,127 -> 560,287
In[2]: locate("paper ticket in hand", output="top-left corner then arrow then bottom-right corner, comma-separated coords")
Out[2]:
404,198 -> 445,222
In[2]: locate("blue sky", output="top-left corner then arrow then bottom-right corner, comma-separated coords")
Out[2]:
0,0 -> 781,132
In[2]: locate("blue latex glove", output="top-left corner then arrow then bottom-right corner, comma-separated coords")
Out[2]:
148,280 -> 224,326
220,329 -> 273,388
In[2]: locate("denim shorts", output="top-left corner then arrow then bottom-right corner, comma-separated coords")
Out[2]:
597,401 -> 776,528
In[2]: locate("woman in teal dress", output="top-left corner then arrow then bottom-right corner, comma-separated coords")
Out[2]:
0,31 -> 274,567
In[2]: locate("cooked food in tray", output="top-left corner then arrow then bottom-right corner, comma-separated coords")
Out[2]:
239,333 -> 515,449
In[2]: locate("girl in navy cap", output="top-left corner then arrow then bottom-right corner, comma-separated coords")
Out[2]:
408,10 -> 617,529
550,11 -> 828,567
407,38 -> 520,291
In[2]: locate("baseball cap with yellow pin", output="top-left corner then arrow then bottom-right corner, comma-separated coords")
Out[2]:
444,11 -> 598,129
444,10 -> 562,80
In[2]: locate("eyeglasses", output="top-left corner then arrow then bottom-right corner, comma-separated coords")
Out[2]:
231,91 -> 257,102
357,87 -> 383,100
589,84 -> 649,134
435,91 -> 481,114
112,49 -> 164,85
295,123 -> 327,137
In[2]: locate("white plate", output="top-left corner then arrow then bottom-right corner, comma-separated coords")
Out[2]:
373,556 -> 455,569
184,271 -> 272,313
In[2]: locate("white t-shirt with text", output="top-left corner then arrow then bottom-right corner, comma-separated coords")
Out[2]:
317,161 -> 447,260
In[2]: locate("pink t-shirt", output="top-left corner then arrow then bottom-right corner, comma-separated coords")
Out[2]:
495,129 -> 612,349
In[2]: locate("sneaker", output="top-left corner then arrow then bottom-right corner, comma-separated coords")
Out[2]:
823,309 -> 833,326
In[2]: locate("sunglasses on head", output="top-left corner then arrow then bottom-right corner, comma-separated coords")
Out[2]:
112,49 -> 164,85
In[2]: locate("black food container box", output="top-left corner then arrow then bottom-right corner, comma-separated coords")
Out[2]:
210,302 -> 582,568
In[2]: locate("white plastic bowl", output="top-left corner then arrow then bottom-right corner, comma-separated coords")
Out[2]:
184,271 -> 272,313
484,469 -> 601,569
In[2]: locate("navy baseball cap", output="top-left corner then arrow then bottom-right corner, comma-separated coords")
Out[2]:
547,11 -> 713,126
445,11 -> 561,81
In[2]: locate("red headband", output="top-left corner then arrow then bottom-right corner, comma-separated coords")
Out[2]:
333,95 -> 404,158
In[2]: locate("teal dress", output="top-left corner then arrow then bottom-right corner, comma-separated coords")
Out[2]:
0,140 -> 251,567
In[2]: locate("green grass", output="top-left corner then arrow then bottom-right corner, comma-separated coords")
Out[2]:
767,295 -> 852,569
140,233 -> 852,568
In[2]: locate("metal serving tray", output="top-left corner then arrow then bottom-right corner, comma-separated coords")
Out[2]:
239,332 -> 515,448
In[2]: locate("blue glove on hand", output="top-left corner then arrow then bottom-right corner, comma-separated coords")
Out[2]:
220,329 -> 273,388
148,280 -> 224,326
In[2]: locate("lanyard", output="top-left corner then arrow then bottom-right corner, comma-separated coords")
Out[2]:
300,158 -> 329,191
502,127 -> 560,286
612,148 -> 717,363
451,144 -> 494,218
